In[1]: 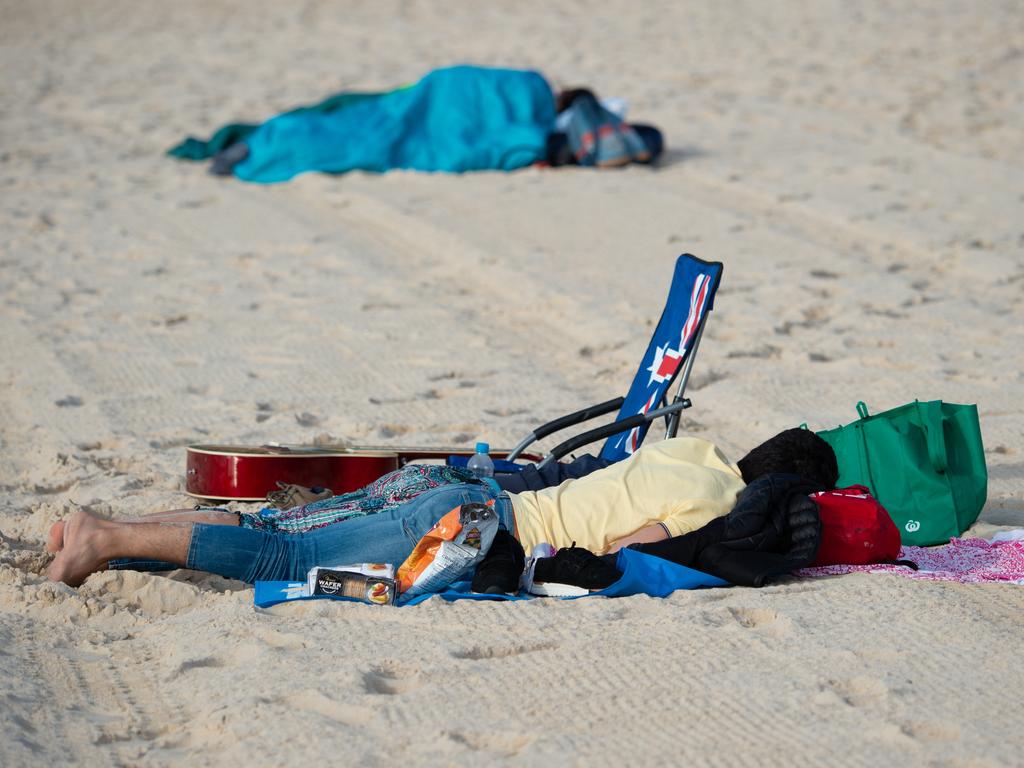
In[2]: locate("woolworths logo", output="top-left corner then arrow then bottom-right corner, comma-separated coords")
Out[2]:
904,520 -> 921,533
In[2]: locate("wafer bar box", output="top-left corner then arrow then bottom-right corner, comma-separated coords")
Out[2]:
310,568 -> 397,605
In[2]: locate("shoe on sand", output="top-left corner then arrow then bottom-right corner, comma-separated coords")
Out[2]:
471,530 -> 525,594
526,543 -> 622,597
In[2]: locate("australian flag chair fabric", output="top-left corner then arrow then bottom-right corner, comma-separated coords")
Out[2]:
456,253 -> 723,476
598,254 -> 723,462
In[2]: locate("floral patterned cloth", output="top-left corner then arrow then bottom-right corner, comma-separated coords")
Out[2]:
239,464 -> 479,534
796,535 -> 1024,584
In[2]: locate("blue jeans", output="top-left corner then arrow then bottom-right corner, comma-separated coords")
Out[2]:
111,484 -> 511,583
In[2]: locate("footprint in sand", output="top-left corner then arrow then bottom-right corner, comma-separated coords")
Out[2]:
727,345 -> 781,359
900,719 -> 961,742
446,730 -> 532,757
295,412 -> 322,427
169,656 -> 223,678
578,340 -> 626,359
688,369 -> 728,390
360,300 -> 402,311
120,476 -> 154,491
148,436 -> 194,450
450,640 -> 557,661
250,627 -> 307,651
363,660 -> 422,695
829,676 -> 889,707
774,306 -> 832,335
282,689 -> 375,727
483,406 -> 527,418
377,423 -> 411,439
728,607 -> 794,638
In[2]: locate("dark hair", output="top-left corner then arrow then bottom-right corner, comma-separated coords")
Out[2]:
555,87 -> 596,114
736,428 -> 839,489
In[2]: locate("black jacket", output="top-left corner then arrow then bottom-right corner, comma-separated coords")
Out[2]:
629,473 -> 824,587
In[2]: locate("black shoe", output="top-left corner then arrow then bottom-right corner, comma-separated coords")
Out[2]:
471,530 -> 525,595
530,543 -> 621,595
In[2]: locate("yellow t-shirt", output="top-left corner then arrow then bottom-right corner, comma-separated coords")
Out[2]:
509,437 -> 745,554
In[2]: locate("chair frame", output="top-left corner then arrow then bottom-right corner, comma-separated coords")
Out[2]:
507,256 -> 719,469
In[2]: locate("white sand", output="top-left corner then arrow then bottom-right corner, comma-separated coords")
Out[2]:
2,1 -> 1023,765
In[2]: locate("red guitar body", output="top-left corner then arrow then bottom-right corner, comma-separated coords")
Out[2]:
185,444 -> 538,502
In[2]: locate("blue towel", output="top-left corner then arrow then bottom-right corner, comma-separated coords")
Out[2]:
209,65 -> 555,183
253,548 -> 729,609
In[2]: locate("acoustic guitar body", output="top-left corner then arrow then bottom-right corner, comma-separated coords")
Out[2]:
186,445 -> 401,502
185,444 -> 540,502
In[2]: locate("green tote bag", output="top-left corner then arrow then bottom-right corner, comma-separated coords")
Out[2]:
816,400 -> 987,546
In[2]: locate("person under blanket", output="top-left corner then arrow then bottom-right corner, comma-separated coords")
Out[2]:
45,429 -> 838,588
169,65 -> 662,182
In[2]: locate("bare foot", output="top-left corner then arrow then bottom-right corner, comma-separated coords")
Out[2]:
46,511 -> 110,587
45,521 -> 66,553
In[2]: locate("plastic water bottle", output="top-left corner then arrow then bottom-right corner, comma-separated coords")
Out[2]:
466,441 -> 494,479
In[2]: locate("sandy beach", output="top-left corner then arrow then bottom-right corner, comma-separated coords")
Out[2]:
2,1 -> 1023,765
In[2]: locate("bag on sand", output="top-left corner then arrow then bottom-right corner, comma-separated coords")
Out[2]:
397,501 -> 498,597
816,400 -> 987,546
811,486 -> 901,566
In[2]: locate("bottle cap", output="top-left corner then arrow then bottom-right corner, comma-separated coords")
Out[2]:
475,442 -> 489,454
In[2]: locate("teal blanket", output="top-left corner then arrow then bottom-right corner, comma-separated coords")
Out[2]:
168,66 -> 556,183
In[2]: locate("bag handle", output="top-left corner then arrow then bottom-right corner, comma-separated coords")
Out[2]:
914,399 -> 948,474
854,423 -> 878,495
849,402 -> 877,493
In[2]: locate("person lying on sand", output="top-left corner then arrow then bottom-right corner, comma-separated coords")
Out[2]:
46,429 -> 837,589
233,453 -> 616,536
172,66 -> 663,182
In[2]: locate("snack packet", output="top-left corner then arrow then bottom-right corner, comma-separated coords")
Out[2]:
306,563 -> 395,595
397,501 -> 498,596
309,568 -> 398,606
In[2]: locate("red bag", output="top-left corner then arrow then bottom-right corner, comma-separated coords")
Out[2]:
811,485 -> 902,566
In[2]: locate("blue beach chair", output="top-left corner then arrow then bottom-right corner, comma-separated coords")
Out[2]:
506,253 -> 724,469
